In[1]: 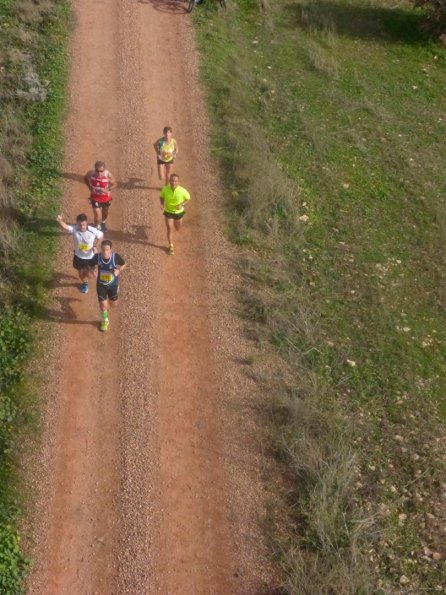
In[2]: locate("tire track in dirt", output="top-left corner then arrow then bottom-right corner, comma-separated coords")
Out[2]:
27,0 -> 274,593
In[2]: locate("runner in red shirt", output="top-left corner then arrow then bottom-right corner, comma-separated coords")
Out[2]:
84,160 -> 116,232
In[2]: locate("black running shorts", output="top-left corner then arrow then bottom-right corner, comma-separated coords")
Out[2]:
97,281 -> 119,302
89,197 -> 112,209
73,254 -> 95,270
164,211 -> 185,220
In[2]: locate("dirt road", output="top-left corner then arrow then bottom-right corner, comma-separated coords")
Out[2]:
26,0 -> 273,593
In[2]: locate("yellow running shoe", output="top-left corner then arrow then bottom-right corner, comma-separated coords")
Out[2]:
168,243 -> 174,255
100,319 -> 109,332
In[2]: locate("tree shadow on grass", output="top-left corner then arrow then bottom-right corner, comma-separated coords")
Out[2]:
285,0 -> 428,45
23,216 -> 61,237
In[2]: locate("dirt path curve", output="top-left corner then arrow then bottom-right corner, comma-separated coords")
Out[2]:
27,0 -> 274,593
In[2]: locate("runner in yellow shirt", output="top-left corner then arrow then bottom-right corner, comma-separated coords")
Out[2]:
159,173 -> 191,255
153,126 -> 178,185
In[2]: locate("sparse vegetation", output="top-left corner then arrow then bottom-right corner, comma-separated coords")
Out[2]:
0,0 -> 69,590
0,523 -> 28,594
195,0 -> 446,591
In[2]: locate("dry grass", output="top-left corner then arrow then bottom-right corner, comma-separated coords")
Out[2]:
196,0 -> 446,591
0,0 -> 56,263
206,49 -> 375,582
0,218 -> 20,255
197,22 -> 375,587
14,0 -> 55,24
307,40 -> 339,78
0,107 -> 31,260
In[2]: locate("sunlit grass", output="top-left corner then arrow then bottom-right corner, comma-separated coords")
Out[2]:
196,0 -> 446,590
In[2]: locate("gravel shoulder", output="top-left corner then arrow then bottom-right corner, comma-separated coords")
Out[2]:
26,0 -> 275,592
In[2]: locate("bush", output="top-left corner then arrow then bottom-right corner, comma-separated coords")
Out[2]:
0,523 -> 28,595
415,0 -> 446,34
0,308 -> 32,395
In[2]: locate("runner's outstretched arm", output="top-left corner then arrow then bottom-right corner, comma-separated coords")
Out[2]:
55,214 -> 70,231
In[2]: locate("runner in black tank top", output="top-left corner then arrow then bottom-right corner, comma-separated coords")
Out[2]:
90,240 -> 127,332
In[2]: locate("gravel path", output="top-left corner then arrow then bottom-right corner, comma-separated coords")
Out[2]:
26,0 -> 275,592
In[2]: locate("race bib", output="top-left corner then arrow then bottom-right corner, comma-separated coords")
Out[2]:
78,243 -> 90,252
99,271 -> 114,283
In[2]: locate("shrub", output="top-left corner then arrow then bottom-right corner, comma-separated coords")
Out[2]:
0,308 -> 32,394
415,0 -> 446,34
0,523 -> 28,595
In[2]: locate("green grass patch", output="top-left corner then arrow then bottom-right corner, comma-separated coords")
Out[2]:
195,0 -> 446,591
0,0 -> 70,591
